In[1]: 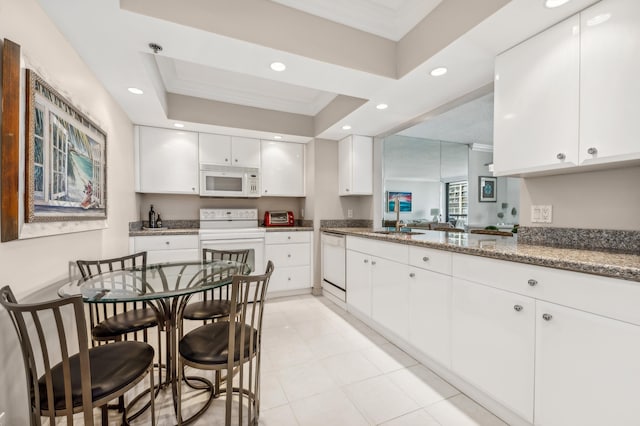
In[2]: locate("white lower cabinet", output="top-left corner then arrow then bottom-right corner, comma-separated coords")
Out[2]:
371,258 -> 409,340
452,278 -> 535,423
130,235 -> 199,264
534,301 -> 640,426
264,231 -> 312,294
346,250 -> 372,317
408,267 -> 451,368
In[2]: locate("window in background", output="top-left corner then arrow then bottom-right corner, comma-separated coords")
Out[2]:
446,181 -> 468,227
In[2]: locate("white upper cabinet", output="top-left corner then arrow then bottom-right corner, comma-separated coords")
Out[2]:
199,133 -> 260,168
579,0 -> 640,165
339,135 -> 372,196
135,126 -> 199,194
493,15 -> 580,176
260,140 -> 305,197
494,0 -> 640,176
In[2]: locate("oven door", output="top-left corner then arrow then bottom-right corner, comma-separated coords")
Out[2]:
200,238 -> 265,275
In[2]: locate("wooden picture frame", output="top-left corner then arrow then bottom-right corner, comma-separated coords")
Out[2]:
24,70 -> 107,222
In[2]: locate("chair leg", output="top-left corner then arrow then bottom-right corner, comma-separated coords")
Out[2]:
101,405 -> 109,425
149,363 -> 156,426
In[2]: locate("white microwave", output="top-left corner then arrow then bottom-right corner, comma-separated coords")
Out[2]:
199,165 -> 260,198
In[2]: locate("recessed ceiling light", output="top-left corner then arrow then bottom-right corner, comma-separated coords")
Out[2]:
342,125 -> 352,130
173,123 -> 184,128
544,0 -> 571,8
270,62 -> 286,72
376,103 -> 388,110
273,135 -> 283,139
127,87 -> 144,95
430,67 -> 448,77
587,13 -> 611,26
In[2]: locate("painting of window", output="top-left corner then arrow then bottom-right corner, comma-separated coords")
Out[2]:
25,70 -> 107,222
387,191 -> 412,212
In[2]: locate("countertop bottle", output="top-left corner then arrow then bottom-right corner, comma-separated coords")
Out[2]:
156,215 -> 163,229
148,205 -> 157,228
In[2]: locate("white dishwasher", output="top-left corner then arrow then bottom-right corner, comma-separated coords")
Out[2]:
321,232 -> 346,302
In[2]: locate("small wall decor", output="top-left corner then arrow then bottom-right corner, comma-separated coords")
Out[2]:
24,70 -> 107,222
479,176 -> 497,203
387,191 -> 412,212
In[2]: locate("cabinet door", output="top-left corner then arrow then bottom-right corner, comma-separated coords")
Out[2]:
371,257 -> 409,340
231,137 -> 260,168
338,136 -> 352,195
493,16 -> 580,176
451,278 -> 535,422
535,301 -> 640,426
199,133 -> 232,165
351,135 -> 373,194
579,0 -> 640,165
137,127 -> 199,194
408,267 -> 451,367
346,250 -> 372,317
261,140 -> 305,196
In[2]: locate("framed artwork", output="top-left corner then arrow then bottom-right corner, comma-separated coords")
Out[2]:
387,191 -> 412,212
479,176 -> 497,203
25,70 -> 107,222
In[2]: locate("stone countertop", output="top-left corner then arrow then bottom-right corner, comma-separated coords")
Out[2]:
129,228 -> 199,237
262,226 -> 313,232
323,227 -> 640,282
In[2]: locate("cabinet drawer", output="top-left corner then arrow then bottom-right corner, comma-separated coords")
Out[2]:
269,265 -> 311,292
409,246 -> 452,275
265,231 -> 310,244
346,236 -> 408,264
266,243 -> 310,267
133,235 -> 199,251
453,253 -> 640,325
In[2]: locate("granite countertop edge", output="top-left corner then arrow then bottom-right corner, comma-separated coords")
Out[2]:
129,226 -> 314,237
322,227 -> 640,282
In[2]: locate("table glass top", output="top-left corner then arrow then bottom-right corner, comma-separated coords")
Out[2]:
58,260 -> 249,302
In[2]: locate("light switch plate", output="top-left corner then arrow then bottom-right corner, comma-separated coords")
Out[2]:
531,205 -> 552,223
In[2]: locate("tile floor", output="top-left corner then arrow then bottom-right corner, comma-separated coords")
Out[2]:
92,294 -> 509,425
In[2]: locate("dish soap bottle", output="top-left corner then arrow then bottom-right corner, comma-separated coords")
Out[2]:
156,214 -> 163,229
148,205 -> 157,228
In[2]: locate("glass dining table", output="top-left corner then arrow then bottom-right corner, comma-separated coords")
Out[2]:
58,259 -> 250,417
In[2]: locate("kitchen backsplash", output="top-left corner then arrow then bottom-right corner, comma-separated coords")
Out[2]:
518,226 -> 640,254
320,219 -> 373,228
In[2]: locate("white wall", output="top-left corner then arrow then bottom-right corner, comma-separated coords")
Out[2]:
467,149 -> 497,227
520,166 -> 640,230
0,0 -> 136,422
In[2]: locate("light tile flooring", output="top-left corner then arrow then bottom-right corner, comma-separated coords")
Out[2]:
95,295 -> 509,425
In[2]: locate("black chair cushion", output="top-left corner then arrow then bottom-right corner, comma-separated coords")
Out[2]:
182,299 -> 232,321
179,321 -> 258,366
37,341 -> 154,411
91,307 -> 159,339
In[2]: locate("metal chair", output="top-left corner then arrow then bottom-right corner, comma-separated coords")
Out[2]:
0,285 -> 155,425
177,261 -> 274,425
181,248 -> 250,324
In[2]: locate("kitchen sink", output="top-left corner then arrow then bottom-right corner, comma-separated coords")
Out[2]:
374,230 -> 423,236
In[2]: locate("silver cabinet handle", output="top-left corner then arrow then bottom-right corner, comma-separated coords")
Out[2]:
287,236 -> 291,240
225,158 -> 229,162
287,254 -> 291,258
234,158 -> 238,162
364,259 -> 369,264
422,256 -> 429,262
514,305 -> 523,312
556,153 -> 566,160
345,188 -> 350,192
528,279 -> 537,287
587,147 -> 598,155
192,187 -> 195,191
287,277 -> 291,281
165,241 -> 170,245
371,261 -> 376,266
542,313 -> 553,321
264,189 -> 268,193
409,272 -> 415,278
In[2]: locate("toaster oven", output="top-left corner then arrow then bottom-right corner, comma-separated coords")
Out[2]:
264,211 -> 294,227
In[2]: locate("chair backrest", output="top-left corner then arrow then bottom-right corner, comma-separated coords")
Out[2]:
228,261 -> 274,362
76,251 -> 147,280
75,252 -> 152,344
202,248 -> 250,264
0,286 -> 94,425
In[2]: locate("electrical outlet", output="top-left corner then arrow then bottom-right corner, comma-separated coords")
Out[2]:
531,205 -> 552,223
301,208 -> 305,218
347,209 -> 353,218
